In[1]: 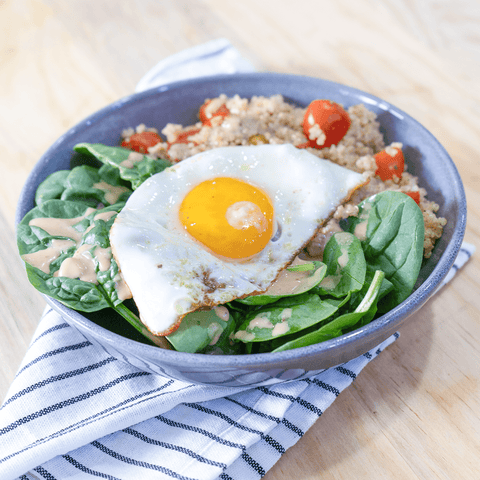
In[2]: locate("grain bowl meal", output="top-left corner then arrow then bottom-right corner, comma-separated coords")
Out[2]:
17,94 -> 447,355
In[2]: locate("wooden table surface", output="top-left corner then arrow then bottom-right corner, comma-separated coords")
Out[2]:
1,0 -> 479,478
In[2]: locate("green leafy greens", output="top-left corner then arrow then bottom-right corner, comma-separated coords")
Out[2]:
35,164 -> 132,207
18,200 -> 126,311
340,191 -> 424,311
74,143 -> 170,189
18,141 -> 426,354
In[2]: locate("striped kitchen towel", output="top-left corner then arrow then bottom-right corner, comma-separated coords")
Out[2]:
0,309 -> 396,480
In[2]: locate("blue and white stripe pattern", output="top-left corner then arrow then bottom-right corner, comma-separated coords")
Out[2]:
0,310 -> 396,480
0,242 -> 474,480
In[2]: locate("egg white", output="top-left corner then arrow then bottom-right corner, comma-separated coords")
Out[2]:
110,144 -> 366,335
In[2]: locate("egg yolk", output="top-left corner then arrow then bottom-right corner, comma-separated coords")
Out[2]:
179,177 -> 274,259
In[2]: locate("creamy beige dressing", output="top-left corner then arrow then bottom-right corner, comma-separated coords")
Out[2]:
337,249 -> 349,268
248,316 -> 274,330
272,321 -> 289,337
208,322 -> 222,346
234,330 -> 255,342
94,211 -> 117,222
119,151 -> 144,169
28,209 -> 95,243
213,305 -> 230,322
94,246 -> 112,272
263,257 -> 312,296
353,201 -> 373,241
25,209 -> 130,299
270,308 -> 292,337
55,244 -> 98,283
92,181 -> 130,205
114,273 -> 132,301
22,248 -> 60,274
22,239 -> 76,274
84,224 -> 95,235
354,221 -> 368,241
83,212 -> 116,249
319,274 -> 342,290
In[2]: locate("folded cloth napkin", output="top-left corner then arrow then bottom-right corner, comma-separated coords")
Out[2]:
135,38 -> 256,92
0,309 -> 399,480
1,38 -> 475,479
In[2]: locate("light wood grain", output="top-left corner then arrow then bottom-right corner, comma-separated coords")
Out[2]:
0,208 -> 45,397
1,0 -> 479,478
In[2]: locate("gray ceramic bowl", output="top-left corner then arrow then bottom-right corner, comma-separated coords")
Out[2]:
16,73 -> 466,387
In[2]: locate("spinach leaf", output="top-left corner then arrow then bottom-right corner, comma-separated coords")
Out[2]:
233,293 -> 341,343
273,270 -> 385,352
18,200 -> 123,309
166,308 -> 236,353
341,191 -> 424,310
17,199 -> 91,256
74,143 -> 171,190
338,266 -> 391,317
26,266 -> 111,310
35,170 -> 70,206
22,200 -> 128,307
62,165 -> 132,207
237,261 -> 327,306
35,165 -> 132,207
314,232 -> 366,298
248,293 -> 350,354
80,204 -> 127,307
18,199 -> 172,349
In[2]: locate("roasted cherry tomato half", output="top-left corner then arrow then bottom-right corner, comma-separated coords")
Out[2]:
302,99 -> 351,149
121,131 -> 162,154
405,191 -> 421,205
199,99 -> 230,127
167,128 -> 201,148
374,146 -> 405,181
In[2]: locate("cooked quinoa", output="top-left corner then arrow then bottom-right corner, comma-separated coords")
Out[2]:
121,94 -> 446,258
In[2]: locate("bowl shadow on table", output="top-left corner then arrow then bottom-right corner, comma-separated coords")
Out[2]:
267,301 -> 436,477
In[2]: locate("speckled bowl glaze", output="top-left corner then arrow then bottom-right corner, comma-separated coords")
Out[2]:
16,73 -> 466,387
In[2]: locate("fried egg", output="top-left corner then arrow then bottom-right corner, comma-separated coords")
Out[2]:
110,144 -> 366,335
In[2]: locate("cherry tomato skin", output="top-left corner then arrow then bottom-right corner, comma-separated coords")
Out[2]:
374,147 -> 405,181
302,100 -> 351,149
405,191 -> 421,205
121,131 -> 162,154
167,128 -> 201,148
199,100 -> 230,126
165,128 -> 201,162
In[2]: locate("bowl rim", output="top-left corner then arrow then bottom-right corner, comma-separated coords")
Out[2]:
17,72 -> 467,368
